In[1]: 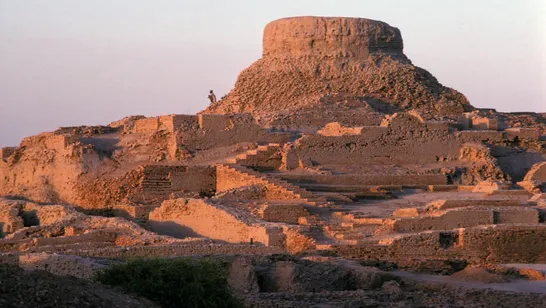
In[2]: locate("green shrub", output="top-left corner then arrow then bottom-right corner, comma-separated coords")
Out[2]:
95,258 -> 242,308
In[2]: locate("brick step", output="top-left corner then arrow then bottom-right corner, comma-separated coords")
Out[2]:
142,187 -> 171,189
334,232 -> 367,240
141,180 -> 171,183
220,163 -> 332,207
223,144 -> 281,165
142,175 -> 170,179
141,182 -> 171,186
297,183 -> 403,193
314,192 -> 354,204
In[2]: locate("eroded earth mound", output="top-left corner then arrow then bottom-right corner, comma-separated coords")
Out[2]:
1,15 -> 546,308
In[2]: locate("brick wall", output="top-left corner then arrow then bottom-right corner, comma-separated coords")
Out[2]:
462,225 -> 546,263
159,115 -> 198,132
494,208 -> 539,224
426,199 -> 526,211
198,114 -> 232,131
57,242 -> 285,259
456,131 -> 503,142
504,128 -> 540,140
334,224 -> 546,264
133,118 -> 159,133
294,127 -> 461,165
392,208 -> 493,233
45,135 -> 78,150
472,117 -> 498,130
258,203 -> 309,224
280,174 -> 447,186
140,165 -> 216,200
148,199 -> 285,247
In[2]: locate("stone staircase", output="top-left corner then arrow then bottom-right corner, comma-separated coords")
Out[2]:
224,143 -> 281,168
218,163 -> 333,208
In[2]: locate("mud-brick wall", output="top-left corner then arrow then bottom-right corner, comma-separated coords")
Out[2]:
45,135 -> 78,151
471,117 -> 498,130
133,118 -> 159,133
392,209 -> 493,233
503,128 -> 540,140
133,115 -> 199,134
236,146 -> 283,170
141,165 -> 216,197
148,199 -> 284,246
494,208 -> 539,224
461,225 -> 546,263
159,115 -> 198,132
456,131 -> 503,142
66,243 -> 285,259
259,204 -> 309,224
280,174 -> 447,186
335,225 -> 546,264
170,166 -> 216,193
294,130 -> 462,166
177,114 -> 291,152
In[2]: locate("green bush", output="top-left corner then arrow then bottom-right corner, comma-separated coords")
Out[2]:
95,258 -> 242,308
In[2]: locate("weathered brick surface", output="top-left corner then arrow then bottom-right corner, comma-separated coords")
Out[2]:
280,174 -> 447,186
426,199 -> 526,211
258,203 -> 309,224
457,113 -> 499,131
133,117 -> 159,133
148,199 -> 284,247
198,114 -> 232,131
456,130 -> 503,142
392,208 -> 493,233
503,128 -> 540,140
295,117 -> 461,165
494,207 -> 539,224
334,225 -> 546,264
524,162 -> 546,183
58,242 -> 285,259
0,147 -> 16,160
45,135 -> 78,150
216,164 -> 329,206
140,165 -> 216,200
471,117 -> 498,131
159,114 -> 198,132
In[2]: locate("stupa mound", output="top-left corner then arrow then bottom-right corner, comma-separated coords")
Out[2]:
204,16 -> 473,120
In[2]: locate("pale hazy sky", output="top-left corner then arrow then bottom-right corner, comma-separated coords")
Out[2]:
1,0 -> 545,146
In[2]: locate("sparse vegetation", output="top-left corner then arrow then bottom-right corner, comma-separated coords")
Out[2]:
95,258 -> 242,308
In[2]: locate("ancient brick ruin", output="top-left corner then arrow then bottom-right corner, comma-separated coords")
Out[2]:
1,16 -> 546,307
